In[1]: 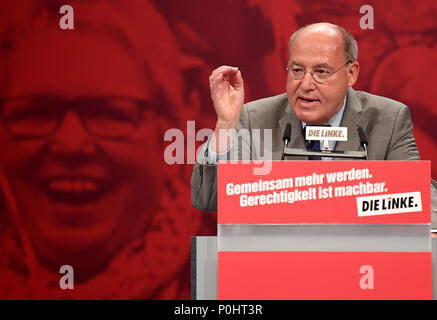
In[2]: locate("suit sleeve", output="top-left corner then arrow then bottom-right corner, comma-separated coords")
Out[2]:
385,104 -> 437,228
191,105 -> 251,212
385,104 -> 420,160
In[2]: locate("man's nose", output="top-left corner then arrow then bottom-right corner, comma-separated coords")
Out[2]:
49,111 -> 97,158
300,71 -> 316,91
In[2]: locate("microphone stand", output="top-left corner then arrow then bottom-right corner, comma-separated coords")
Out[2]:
281,125 -> 369,160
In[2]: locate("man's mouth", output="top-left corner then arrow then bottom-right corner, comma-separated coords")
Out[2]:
298,96 -> 319,103
40,176 -> 114,205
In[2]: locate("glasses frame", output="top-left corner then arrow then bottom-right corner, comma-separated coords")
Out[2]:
286,60 -> 353,84
0,95 -> 149,140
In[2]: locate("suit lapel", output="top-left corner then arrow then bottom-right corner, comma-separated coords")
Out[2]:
335,88 -> 368,153
278,100 -> 308,160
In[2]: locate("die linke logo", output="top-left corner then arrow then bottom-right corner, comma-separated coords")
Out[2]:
305,126 -> 348,141
356,192 -> 422,217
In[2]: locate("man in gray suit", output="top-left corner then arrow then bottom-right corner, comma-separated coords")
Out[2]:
191,22 -> 437,227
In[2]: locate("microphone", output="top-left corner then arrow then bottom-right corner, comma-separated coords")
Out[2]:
281,123 -> 292,160
358,127 -> 368,160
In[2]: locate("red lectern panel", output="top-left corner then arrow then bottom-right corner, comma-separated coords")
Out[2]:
217,161 -> 432,300
218,161 -> 430,224
218,251 -> 432,300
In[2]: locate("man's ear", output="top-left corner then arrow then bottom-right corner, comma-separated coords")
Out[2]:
347,61 -> 360,87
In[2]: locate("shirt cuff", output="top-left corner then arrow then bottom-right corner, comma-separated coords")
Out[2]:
206,137 -> 231,164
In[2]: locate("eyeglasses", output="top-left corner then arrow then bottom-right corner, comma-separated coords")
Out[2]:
0,95 -> 149,139
286,60 -> 352,84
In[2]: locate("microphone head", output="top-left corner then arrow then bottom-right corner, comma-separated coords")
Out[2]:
358,127 -> 368,146
283,123 -> 291,143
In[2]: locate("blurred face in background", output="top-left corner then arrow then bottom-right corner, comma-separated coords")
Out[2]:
0,30 -> 167,280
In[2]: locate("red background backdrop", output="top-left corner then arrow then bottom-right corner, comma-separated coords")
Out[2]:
0,0 -> 435,299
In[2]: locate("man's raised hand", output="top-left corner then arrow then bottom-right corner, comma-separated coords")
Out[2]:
209,66 -> 244,153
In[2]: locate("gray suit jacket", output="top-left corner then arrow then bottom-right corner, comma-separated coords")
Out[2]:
191,88 -> 437,226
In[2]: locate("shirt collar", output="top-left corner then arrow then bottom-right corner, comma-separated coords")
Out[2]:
301,96 -> 347,129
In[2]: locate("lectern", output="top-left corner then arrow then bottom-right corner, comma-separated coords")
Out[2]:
192,161 -> 432,300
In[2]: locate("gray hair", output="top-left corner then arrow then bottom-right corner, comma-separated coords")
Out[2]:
288,23 -> 358,63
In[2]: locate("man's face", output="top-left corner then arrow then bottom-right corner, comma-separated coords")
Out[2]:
0,31 -> 167,279
286,26 -> 359,125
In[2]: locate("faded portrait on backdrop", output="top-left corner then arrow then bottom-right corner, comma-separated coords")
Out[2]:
0,0 -> 201,299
